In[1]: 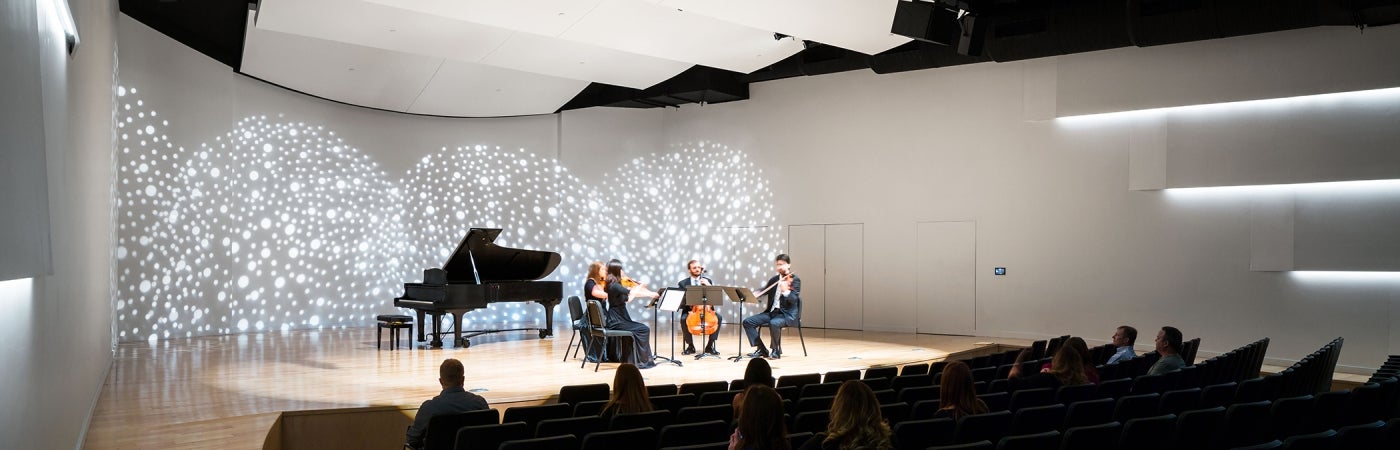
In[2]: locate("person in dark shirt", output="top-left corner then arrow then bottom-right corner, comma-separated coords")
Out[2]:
406,358 -> 490,450
600,363 -> 653,417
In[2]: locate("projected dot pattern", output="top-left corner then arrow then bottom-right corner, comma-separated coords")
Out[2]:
114,84 -> 785,342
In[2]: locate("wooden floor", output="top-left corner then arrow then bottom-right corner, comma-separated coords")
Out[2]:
84,325 -> 1027,449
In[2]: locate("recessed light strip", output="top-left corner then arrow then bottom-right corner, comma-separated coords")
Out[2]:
1056,86 -> 1400,124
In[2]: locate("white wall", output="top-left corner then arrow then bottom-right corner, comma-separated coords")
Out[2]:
660,26 -> 1400,371
0,0 -> 118,449
114,12 -> 1400,373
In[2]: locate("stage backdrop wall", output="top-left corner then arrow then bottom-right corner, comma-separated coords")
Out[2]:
0,1 -> 118,449
117,15 -> 1400,371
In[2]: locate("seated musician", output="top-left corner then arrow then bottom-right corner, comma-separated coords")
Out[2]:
743,254 -> 801,360
677,259 -> 722,356
603,259 -> 657,369
582,261 -> 611,363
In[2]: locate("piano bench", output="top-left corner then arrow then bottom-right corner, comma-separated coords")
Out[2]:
376,314 -> 413,350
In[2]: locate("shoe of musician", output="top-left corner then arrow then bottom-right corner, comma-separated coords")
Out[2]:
638,361 -> 657,369
747,349 -> 769,358
769,349 -> 782,359
704,347 -> 720,356
682,347 -> 696,356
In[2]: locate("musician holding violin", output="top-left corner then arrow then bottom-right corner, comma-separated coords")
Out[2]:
602,259 -> 657,369
678,260 -> 722,356
742,254 -> 801,360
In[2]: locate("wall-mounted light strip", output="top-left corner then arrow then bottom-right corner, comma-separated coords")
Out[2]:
1162,179 -> 1400,197
41,0 -> 80,55
0,278 -> 34,298
1055,86 -> 1400,125
1289,271 -> 1400,283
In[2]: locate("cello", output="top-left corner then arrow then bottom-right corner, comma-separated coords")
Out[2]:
684,278 -> 720,336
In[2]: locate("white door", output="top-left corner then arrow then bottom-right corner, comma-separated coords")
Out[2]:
786,225 -> 826,328
823,224 -> 864,330
917,221 -> 977,335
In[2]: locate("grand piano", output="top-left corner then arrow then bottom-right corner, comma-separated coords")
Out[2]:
394,228 -> 564,348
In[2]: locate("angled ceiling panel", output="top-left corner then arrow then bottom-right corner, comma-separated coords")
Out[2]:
364,0 -> 603,37
559,0 -> 804,73
241,18 -> 441,112
481,32 -> 693,89
255,0 -> 511,62
407,59 -> 590,117
657,0 -> 912,55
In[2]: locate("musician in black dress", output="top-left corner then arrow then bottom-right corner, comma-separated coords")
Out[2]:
604,259 -> 657,369
582,260 -> 612,363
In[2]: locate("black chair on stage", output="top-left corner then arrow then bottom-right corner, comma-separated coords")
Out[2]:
561,296 -> 590,362
582,300 -> 633,372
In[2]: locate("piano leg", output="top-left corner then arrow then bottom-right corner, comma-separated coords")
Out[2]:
536,299 -> 561,339
452,312 -> 468,348
429,312 -> 444,349
415,310 -> 427,343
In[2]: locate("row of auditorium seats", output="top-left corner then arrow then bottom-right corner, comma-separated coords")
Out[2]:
422,335 -> 1379,450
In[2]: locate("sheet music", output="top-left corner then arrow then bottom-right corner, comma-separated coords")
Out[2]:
658,289 -> 686,312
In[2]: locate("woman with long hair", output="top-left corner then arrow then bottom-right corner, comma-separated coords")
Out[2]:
603,259 -> 656,369
1061,337 -> 1099,383
729,385 -> 790,450
732,358 -> 776,418
934,361 -> 988,420
1048,342 -> 1090,386
600,363 -> 653,417
582,261 -> 610,362
800,380 -> 892,450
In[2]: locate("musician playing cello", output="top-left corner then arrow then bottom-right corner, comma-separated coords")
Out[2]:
677,260 -> 722,356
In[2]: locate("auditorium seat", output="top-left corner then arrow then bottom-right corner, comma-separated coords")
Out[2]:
656,420 -> 728,449
865,366 -> 898,380
675,405 -> 732,425
580,427 -> 656,450
1054,384 -> 1097,405
679,381 -> 729,396
503,404 -> 571,433
777,373 -> 821,389
1062,398 -> 1114,430
559,383 -> 610,405
994,430 -> 1059,450
892,417 -> 954,450
1173,406 -> 1225,449
647,384 -> 679,397
1157,388 -> 1202,415
952,410 -> 1012,444
929,440 -> 993,450
1112,393 -> 1160,422
498,434 -> 576,450
454,422 -> 529,450
1008,387 -> 1054,411
697,390 -> 740,407
572,400 -> 607,417
534,415 -> 602,439
651,394 -> 698,414
423,409 -> 501,450
901,363 -> 930,376
977,392 -> 1008,412
792,410 -> 831,434
1117,413 -> 1176,450
898,385 -> 939,405
1278,429 -> 1335,450
796,395 -> 835,413
1059,421 -> 1120,450
1008,403 -> 1064,435
824,369 -> 861,383
1334,420 -> 1387,449
880,402 -> 911,426
608,409 -> 671,431
1215,400 -> 1273,449
799,381 -> 842,400
1267,395 -> 1313,439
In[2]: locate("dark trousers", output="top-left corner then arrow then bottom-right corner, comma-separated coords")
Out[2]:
743,310 -> 792,351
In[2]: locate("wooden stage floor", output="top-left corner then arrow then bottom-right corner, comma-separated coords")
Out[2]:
84,325 -> 1027,449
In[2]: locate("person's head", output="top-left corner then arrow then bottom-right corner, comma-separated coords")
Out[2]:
1050,343 -> 1088,385
826,380 -> 892,449
1066,337 -> 1091,365
605,363 -> 653,414
1156,326 -> 1183,355
605,259 -> 624,282
687,260 -> 704,277
1113,326 -> 1137,348
439,358 -> 465,388
735,385 -> 789,450
587,261 -> 605,282
938,361 -> 986,417
774,254 -> 791,275
1007,348 -> 1033,379
743,357 -> 774,388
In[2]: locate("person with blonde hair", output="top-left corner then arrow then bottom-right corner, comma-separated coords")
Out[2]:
934,361 -> 988,420
729,385 -> 790,450
600,363 -> 652,417
799,380 -> 892,450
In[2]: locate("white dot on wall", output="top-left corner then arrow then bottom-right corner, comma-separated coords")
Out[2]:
237,319 -> 249,331
237,276 -> 249,288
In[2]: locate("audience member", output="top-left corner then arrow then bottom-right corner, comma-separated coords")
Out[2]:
405,358 -> 490,450
933,361 -> 989,420
1147,326 -> 1186,376
1038,337 -> 1098,383
729,385 -> 790,450
732,358 -> 776,417
600,363 -> 653,417
1006,348 -> 1032,379
1106,325 -> 1137,365
1014,342 -> 1092,390
799,380 -> 892,450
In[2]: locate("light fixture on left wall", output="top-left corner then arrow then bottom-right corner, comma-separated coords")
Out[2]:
43,0 -> 79,55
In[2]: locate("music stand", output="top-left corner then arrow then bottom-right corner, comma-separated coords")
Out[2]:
724,287 -> 762,362
684,286 -> 728,360
651,289 -> 686,367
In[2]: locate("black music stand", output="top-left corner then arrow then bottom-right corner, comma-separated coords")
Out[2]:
650,289 -> 685,367
725,287 -> 762,362
684,286 -> 728,360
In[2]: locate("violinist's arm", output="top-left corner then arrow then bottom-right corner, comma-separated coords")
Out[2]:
590,283 -> 607,300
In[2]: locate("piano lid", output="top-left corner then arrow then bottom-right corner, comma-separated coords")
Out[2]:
440,228 -> 562,283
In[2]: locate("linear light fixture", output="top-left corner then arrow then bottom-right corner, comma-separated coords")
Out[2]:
1163,179 -> 1400,197
1055,86 -> 1400,125
43,0 -> 80,55
1289,271 -> 1400,282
